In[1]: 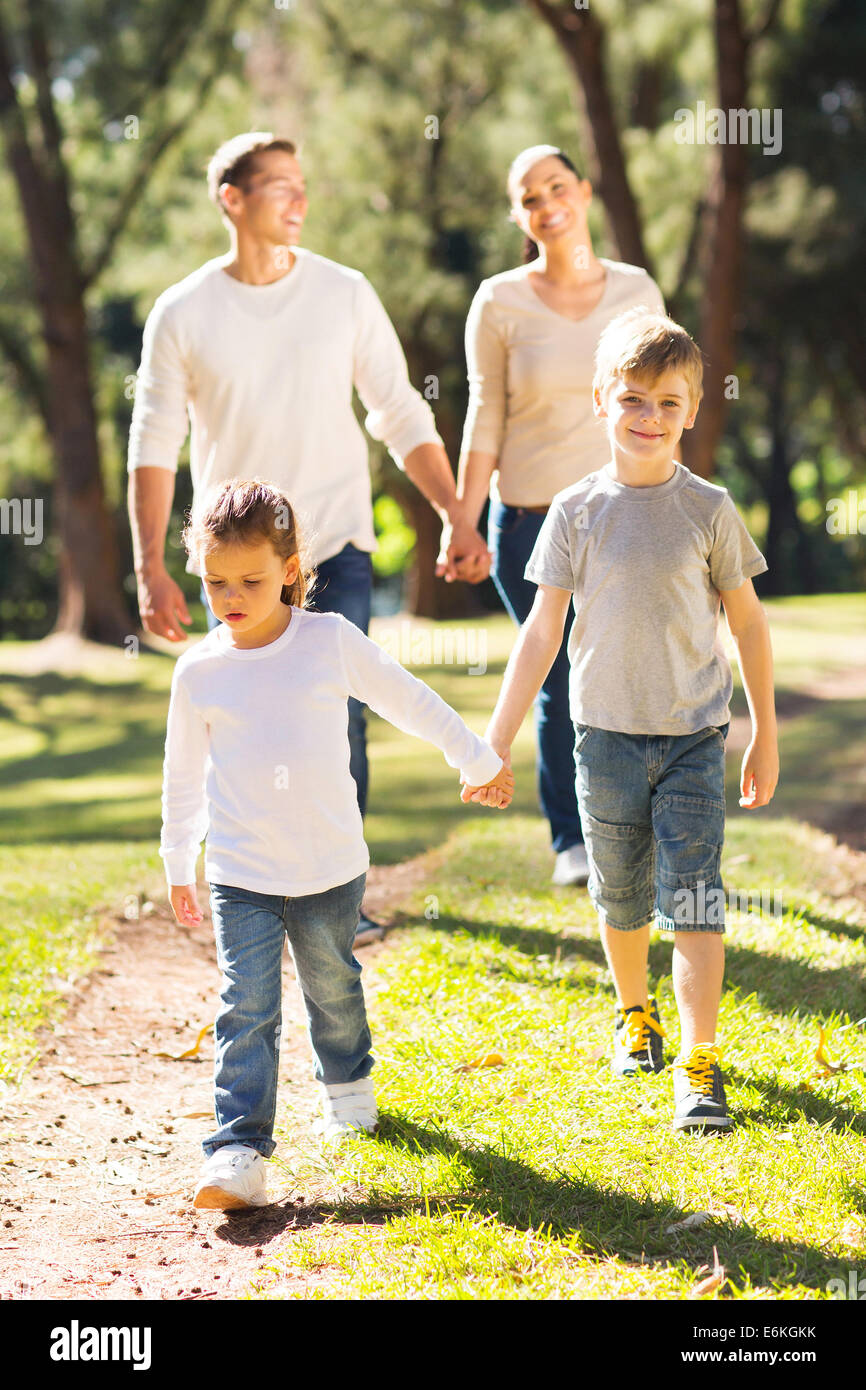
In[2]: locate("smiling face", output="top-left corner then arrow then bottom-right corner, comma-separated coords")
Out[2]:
201,538 -> 300,647
219,149 -> 308,251
594,370 -> 698,477
509,154 -> 592,253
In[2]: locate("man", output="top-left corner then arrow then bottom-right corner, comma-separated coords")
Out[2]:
128,132 -> 489,945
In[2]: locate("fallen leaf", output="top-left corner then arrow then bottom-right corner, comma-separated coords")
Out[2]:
666,1211 -> 711,1234
691,1246 -> 727,1297
153,1021 -> 213,1062
178,1112 -> 214,1120
814,1027 -> 847,1077
454,1052 -> 505,1073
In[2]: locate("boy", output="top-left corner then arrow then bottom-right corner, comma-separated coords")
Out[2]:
464,307 -> 779,1130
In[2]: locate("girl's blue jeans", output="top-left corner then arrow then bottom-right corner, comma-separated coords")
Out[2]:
488,499 -> 583,854
204,872 -> 372,1159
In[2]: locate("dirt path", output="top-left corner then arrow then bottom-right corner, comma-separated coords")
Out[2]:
0,861 -> 427,1302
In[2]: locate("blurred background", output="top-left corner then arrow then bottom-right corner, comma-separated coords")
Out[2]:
0,0 -> 864,641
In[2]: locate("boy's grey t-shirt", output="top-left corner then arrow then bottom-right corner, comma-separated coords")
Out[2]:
524,462 -> 768,735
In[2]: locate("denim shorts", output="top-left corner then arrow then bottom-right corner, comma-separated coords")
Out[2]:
574,723 -> 730,934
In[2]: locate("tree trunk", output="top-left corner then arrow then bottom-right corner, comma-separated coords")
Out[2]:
762,350 -> 814,596
47,296 -> 132,642
526,0 -> 653,272
681,0 -> 750,480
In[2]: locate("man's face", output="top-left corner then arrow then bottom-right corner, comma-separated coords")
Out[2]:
594,369 -> 698,466
220,150 -> 308,248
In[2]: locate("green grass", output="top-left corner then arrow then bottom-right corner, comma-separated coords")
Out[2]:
255,814 -> 866,1301
1,595 -> 865,1300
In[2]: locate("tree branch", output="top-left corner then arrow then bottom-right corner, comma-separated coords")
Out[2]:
81,3 -> 237,289
747,0 -> 785,45
0,313 -> 49,425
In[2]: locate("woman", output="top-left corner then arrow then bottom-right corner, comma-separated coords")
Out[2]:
455,145 -> 666,885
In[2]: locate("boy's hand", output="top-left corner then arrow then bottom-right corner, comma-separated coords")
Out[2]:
170,883 -> 203,925
738,735 -> 779,809
460,755 -> 514,809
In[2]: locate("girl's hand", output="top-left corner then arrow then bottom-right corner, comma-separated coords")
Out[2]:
170,883 -> 203,925
460,758 -> 515,810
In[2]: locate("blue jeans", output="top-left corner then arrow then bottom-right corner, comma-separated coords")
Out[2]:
200,542 -> 373,816
204,872 -> 372,1158
488,499 -> 583,854
574,722 -> 729,934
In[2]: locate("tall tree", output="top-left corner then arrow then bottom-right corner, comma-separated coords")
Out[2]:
524,0 -> 786,479
0,0 -> 238,641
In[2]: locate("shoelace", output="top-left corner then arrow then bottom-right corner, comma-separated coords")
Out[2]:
620,1005 -> 666,1057
328,1092 -> 376,1122
214,1149 -> 257,1174
675,1044 -> 721,1095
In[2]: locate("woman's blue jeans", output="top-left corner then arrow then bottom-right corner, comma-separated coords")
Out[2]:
204,872 -> 372,1158
200,542 -> 373,815
488,499 -> 583,855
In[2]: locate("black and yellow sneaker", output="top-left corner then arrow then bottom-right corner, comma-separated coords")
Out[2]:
672,1044 -> 732,1130
612,998 -> 666,1076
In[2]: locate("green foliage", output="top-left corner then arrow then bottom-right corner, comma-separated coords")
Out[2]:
1,0 -> 865,633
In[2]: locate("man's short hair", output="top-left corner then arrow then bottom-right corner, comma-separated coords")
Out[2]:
593,307 -> 704,409
206,132 -> 298,214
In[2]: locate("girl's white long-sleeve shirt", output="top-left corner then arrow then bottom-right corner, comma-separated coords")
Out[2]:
159,608 -> 503,896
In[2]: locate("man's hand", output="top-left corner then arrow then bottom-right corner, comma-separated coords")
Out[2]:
738,734 -> 779,808
137,567 -> 193,642
460,755 -> 514,809
169,883 -> 203,925
436,518 -> 492,585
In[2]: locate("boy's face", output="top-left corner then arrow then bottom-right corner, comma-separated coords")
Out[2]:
594,369 -> 698,469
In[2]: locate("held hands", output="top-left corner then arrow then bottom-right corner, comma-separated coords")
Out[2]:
170,883 -> 203,926
461,751 -> 514,810
738,734 -> 780,809
436,518 -> 492,585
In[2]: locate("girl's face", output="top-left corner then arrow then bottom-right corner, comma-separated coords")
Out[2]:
509,155 -> 592,253
201,538 -> 300,644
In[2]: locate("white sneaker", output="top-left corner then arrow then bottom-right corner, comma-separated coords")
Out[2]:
320,1078 -> 378,1145
552,844 -> 590,886
192,1143 -> 268,1210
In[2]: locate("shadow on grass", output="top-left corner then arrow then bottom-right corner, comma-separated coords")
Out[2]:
248,1116 -> 848,1294
408,909 -> 865,1025
727,1066 -> 866,1137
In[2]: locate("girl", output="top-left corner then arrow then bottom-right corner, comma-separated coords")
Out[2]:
160,478 -> 513,1210
453,145 -> 666,888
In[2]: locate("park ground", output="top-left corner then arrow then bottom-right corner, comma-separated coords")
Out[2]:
0,595 -> 865,1302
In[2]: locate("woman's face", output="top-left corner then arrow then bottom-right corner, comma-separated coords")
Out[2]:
509,155 -> 592,253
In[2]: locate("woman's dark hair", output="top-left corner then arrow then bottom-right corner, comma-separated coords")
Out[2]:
515,150 -> 581,263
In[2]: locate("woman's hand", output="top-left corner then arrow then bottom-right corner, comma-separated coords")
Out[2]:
437,518 -> 492,584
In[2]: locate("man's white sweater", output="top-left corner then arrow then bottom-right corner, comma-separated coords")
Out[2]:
128,249 -> 443,567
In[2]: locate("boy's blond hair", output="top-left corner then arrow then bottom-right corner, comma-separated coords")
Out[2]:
593,307 -> 704,409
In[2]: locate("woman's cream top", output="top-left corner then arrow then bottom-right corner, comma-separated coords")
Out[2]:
461,258 -> 665,505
